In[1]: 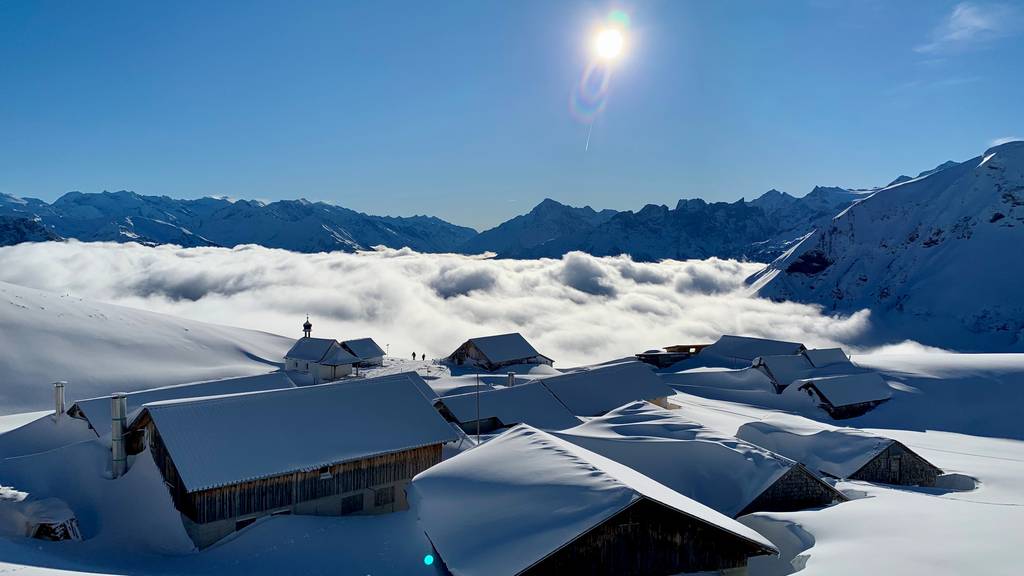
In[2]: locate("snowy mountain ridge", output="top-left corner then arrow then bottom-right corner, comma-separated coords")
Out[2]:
749,141 -> 1024,350
0,191 -> 478,254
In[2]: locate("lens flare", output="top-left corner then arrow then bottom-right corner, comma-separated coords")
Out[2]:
594,28 -> 624,60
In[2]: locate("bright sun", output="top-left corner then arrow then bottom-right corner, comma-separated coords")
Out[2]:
594,28 -> 624,60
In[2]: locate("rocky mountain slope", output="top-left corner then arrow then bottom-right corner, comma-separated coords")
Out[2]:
749,141 -> 1024,350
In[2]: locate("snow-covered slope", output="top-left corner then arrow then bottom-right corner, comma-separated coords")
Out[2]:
0,281 -> 292,414
750,141 -> 1024,350
0,191 -> 478,253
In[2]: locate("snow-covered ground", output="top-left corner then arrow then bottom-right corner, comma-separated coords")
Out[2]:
0,281 -> 292,414
0,348 -> 1020,574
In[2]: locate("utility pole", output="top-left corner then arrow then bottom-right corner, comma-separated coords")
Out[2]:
476,370 -> 481,446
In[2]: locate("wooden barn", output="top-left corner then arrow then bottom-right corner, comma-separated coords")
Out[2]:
738,417 -> 942,487
788,373 -> 893,419
446,332 -> 553,371
554,401 -> 846,518
126,373 -> 460,548
411,425 -> 778,576
284,337 -> 359,383
340,337 -> 386,367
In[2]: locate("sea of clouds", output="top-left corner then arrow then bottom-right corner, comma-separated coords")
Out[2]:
0,241 -> 886,365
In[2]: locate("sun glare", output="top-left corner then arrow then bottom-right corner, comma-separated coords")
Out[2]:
594,28 -> 624,60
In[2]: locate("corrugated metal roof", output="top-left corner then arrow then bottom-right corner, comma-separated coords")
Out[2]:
68,372 -> 296,435
341,338 -> 386,360
136,372 -> 459,492
537,361 -> 674,416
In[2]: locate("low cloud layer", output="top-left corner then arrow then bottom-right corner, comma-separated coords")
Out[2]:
0,242 -> 876,365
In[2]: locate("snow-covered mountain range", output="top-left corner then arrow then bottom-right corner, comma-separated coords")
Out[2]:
749,141 -> 1024,350
0,192 -> 477,253
0,186 -> 870,261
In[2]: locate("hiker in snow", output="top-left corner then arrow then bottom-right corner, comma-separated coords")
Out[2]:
412,351 -> 416,360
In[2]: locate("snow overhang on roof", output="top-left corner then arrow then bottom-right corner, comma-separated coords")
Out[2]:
795,372 -> 892,407
736,416 -> 894,478
67,372 -> 296,435
702,335 -> 807,362
439,382 -> 580,430
411,424 -> 777,576
553,401 -> 799,517
536,361 -> 674,416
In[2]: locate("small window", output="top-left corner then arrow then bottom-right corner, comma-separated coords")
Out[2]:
342,493 -> 364,514
305,362 -> 309,370
374,486 -> 395,507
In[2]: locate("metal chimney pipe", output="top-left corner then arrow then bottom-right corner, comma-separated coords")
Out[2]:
507,372 -> 515,387
53,381 -> 66,420
111,393 -> 128,479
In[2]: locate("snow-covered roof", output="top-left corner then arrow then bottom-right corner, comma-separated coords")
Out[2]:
341,338 -> 385,360
134,373 -> 460,492
383,371 -> 439,402
736,416 -> 894,478
284,337 -> 340,362
537,361 -> 674,416
794,373 -> 892,407
320,346 -> 360,366
802,348 -> 851,368
410,425 -> 776,576
754,354 -> 814,388
553,401 -> 825,517
68,372 -> 296,435
702,335 -> 806,362
438,382 -> 580,430
462,332 -> 549,364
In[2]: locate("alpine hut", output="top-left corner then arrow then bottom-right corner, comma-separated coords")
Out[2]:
284,337 -> 359,384
785,372 -> 893,419
341,338 -> 386,367
446,333 -> 553,371
737,416 -> 942,487
126,373 -> 460,548
554,401 -> 846,517
410,424 -> 778,576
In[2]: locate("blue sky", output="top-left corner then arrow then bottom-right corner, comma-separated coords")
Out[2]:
1,1 -> 1022,229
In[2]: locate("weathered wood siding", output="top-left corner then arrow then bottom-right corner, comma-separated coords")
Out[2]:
145,423 -> 441,524
738,465 -> 846,516
520,498 -> 771,576
850,441 -> 941,486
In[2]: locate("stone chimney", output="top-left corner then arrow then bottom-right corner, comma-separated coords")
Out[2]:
111,393 -> 128,478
